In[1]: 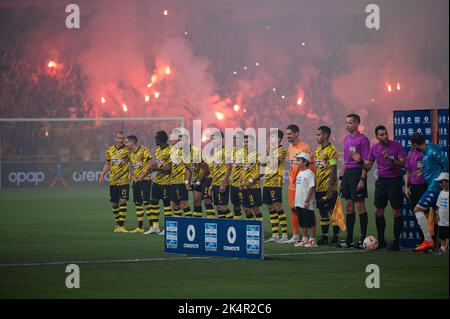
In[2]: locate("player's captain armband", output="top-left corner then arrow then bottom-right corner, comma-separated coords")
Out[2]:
329,159 -> 338,166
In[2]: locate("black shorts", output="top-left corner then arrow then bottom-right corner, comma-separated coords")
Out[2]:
409,183 -> 428,210
342,168 -> 368,201
438,226 -> 449,241
132,180 -> 151,203
212,185 -> 230,206
374,177 -> 403,209
192,181 -> 202,193
201,178 -> 212,200
296,207 -> 315,228
242,188 -> 262,208
171,183 -> 189,203
151,183 -> 171,202
315,191 -> 338,211
230,186 -> 244,206
263,187 -> 283,205
110,184 -> 129,203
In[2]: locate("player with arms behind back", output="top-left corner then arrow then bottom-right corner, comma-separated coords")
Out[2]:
126,135 -> 152,234
240,135 -> 263,221
184,141 -> 204,218
169,129 -> 193,218
142,131 -> 173,235
285,124 -> 314,244
208,132 -> 233,218
263,130 -> 288,243
99,131 -> 131,233
229,131 -> 245,219
314,126 -> 340,246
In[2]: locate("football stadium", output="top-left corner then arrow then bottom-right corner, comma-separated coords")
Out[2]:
0,0 -> 448,303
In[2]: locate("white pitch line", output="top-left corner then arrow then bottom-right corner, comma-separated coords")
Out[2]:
0,256 -> 208,267
266,250 -> 367,257
0,250 -> 367,268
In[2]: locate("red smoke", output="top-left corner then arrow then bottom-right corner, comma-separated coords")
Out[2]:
0,0 -> 448,147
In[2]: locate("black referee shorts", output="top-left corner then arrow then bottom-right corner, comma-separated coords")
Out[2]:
342,168 -> 368,201
242,188 -> 262,208
151,183 -> 171,202
374,176 -> 403,209
263,187 -> 283,205
230,186 -> 244,207
132,180 -> 151,203
170,183 -> 189,203
110,184 -> 129,203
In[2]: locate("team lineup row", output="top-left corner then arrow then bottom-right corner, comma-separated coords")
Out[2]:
98,113 -> 449,252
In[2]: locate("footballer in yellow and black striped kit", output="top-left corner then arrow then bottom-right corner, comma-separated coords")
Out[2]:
240,135 -> 263,220
196,149 -> 215,218
126,135 -> 152,233
143,131 -> 173,235
263,130 -> 289,243
99,131 -> 131,233
230,133 -> 245,219
314,126 -> 340,245
207,132 -> 232,218
185,144 -> 205,218
169,129 -> 193,218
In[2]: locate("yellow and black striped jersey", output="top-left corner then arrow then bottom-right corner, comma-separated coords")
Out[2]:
171,145 -> 201,184
200,163 -> 210,180
198,149 -> 211,179
314,143 -> 338,193
242,150 -> 260,189
105,145 -> 131,186
231,146 -> 245,187
129,146 -> 152,181
153,145 -> 172,185
209,147 -> 232,186
186,146 -> 202,182
264,145 -> 287,188
171,146 -> 188,185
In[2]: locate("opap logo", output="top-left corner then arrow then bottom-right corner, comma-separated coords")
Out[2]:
8,171 -> 45,186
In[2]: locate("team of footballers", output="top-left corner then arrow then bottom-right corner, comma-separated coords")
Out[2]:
99,113 -> 449,251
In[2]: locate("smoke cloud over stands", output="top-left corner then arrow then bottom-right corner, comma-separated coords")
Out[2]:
0,0 -> 448,145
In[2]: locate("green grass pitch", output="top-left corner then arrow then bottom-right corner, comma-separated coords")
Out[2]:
0,186 -> 448,298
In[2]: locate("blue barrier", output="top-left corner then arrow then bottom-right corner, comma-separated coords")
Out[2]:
164,217 -> 264,260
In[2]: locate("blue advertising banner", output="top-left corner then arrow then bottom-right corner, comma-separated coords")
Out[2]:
164,217 -> 264,260
393,110 -> 434,153
0,162 -> 107,187
393,110 -> 434,248
437,109 -> 449,158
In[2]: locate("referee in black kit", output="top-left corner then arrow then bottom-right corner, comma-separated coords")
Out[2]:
338,114 -> 371,248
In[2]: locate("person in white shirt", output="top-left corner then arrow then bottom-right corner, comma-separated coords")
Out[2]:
435,172 -> 449,254
293,152 -> 317,247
